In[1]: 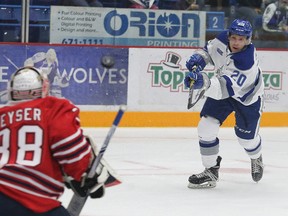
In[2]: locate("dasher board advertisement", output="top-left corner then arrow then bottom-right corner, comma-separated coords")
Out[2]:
50,6 -> 206,47
128,48 -> 288,112
0,45 -> 128,106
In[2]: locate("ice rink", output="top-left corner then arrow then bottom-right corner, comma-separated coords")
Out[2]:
60,127 -> 288,216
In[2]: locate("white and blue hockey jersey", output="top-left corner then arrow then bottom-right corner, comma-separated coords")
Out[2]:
197,31 -> 264,106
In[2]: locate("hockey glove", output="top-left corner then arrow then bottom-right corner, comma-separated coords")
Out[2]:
82,162 -> 109,199
184,72 -> 211,90
185,54 -> 206,73
64,162 -> 109,199
64,135 -> 121,199
184,71 -> 204,89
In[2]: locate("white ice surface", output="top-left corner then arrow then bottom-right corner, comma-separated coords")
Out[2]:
60,127 -> 288,216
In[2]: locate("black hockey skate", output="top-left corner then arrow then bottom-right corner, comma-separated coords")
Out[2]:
251,155 -> 264,182
188,156 -> 222,189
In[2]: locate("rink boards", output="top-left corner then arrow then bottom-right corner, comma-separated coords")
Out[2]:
80,111 -> 288,127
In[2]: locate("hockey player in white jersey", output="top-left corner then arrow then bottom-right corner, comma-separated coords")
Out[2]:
184,19 -> 264,188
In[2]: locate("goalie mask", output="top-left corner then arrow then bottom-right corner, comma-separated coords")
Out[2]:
8,66 -> 49,101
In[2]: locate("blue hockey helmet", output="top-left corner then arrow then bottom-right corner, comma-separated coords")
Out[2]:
228,19 -> 252,38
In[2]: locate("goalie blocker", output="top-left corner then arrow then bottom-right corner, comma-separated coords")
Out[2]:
64,135 -> 121,198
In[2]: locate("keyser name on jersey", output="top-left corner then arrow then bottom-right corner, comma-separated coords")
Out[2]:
0,107 -> 41,128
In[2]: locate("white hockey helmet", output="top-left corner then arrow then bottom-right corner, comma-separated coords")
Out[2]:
8,66 -> 49,101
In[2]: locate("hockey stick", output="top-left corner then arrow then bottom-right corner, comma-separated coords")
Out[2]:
187,87 -> 205,109
67,106 -> 126,216
187,69 -> 206,109
187,80 -> 194,109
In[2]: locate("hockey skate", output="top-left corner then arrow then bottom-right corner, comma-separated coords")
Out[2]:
188,156 -> 222,189
251,155 -> 264,182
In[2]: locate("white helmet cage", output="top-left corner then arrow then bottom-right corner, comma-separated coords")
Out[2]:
8,66 -> 50,101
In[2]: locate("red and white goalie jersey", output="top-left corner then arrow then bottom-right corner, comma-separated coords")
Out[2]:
0,96 -> 91,213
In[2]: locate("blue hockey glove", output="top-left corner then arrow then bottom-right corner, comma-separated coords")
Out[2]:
184,71 -> 204,89
185,54 -> 206,73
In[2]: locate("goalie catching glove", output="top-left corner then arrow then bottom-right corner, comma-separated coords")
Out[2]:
64,135 -> 121,199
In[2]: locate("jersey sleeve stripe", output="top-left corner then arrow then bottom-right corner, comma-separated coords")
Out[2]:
51,128 -> 82,149
0,171 -> 63,199
5,165 -> 63,189
58,145 -> 91,165
53,138 -> 87,157
0,169 -> 62,196
10,165 -> 63,186
0,180 -> 59,200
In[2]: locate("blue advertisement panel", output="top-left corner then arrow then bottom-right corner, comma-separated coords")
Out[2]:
0,44 -> 128,105
50,6 -> 207,47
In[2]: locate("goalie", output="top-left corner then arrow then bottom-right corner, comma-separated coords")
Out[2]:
0,66 -> 120,216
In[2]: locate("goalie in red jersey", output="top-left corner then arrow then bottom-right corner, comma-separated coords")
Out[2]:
0,66 -> 120,216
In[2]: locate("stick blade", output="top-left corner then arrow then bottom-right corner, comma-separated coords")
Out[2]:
187,89 -> 205,109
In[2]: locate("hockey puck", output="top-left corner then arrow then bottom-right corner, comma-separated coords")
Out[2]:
101,55 -> 115,68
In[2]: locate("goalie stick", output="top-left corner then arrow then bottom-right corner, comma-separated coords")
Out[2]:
67,106 -> 126,216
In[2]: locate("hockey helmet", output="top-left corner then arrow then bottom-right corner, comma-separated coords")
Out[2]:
8,66 -> 49,101
228,19 -> 252,38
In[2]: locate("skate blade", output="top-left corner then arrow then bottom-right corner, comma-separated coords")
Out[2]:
252,174 -> 263,183
187,181 -> 216,189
